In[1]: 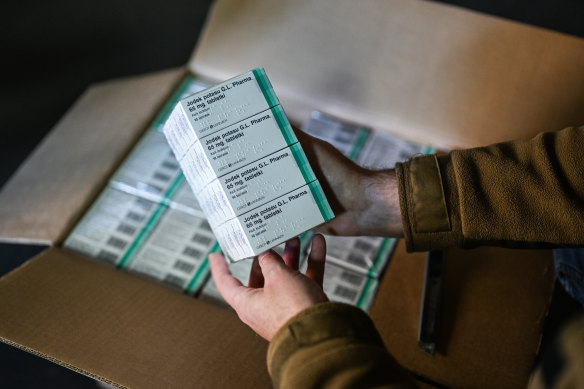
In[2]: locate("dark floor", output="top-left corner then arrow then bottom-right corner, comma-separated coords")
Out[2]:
1,0 -> 583,387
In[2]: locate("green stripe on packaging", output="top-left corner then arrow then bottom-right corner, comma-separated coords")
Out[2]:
317,183 -> 334,220
164,173 -> 185,200
356,276 -> 376,310
252,68 -> 279,108
117,173 -> 185,269
152,75 -> 195,132
308,181 -> 334,221
368,238 -> 395,277
348,128 -> 371,161
290,144 -> 316,184
184,241 -> 220,294
271,106 -> 298,145
423,146 -> 435,155
116,201 -> 167,269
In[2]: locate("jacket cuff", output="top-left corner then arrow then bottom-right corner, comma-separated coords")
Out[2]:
396,154 -> 463,252
267,302 -> 385,387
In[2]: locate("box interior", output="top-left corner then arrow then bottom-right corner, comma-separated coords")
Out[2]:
191,0 -> 584,149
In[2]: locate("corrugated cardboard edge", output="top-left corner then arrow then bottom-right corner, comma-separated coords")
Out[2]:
0,251 -> 126,387
189,0 -> 584,149
0,247 -> 271,388
0,337 -> 125,388
0,68 -> 186,246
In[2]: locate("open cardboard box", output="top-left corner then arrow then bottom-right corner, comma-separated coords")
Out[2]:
1,1 -> 583,388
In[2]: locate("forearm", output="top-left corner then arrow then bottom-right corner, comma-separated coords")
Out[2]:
395,126 -> 584,251
268,302 -> 415,389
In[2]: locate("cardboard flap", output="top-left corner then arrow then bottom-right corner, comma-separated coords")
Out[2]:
0,69 -> 185,245
190,0 -> 584,148
370,242 -> 555,389
0,248 -> 271,388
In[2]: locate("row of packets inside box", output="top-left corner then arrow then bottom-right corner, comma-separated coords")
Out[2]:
64,179 -> 384,311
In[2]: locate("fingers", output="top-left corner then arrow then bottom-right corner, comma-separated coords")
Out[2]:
282,238 -> 300,270
257,250 -> 289,284
250,241 -> 300,288
305,234 -> 326,287
248,257 -> 264,288
208,253 -> 245,308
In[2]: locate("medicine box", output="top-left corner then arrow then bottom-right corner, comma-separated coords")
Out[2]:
163,68 -> 334,260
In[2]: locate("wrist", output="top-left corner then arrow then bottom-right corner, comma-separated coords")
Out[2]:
358,169 -> 404,237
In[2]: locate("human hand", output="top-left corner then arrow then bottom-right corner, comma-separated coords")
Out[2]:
208,235 -> 329,341
295,129 -> 404,237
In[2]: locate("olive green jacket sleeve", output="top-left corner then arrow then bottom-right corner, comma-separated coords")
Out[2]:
268,127 -> 584,388
267,302 -> 416,389
396,126 -> 584,252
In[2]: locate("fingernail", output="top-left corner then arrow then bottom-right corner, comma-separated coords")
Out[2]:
257,250 -> 271,260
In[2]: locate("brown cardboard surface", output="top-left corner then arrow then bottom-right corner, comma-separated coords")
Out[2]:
0,68 -> 185,246
191,0 -> 584,149
0,248 -> 271,388
370,241 -> 555,389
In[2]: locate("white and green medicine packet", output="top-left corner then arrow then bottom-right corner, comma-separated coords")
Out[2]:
163,68 -> 334,261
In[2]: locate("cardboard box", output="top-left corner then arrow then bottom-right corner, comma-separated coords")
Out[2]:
1,0 -> 583,387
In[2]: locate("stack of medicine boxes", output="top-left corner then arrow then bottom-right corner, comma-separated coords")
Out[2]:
163,68 -> 334,261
